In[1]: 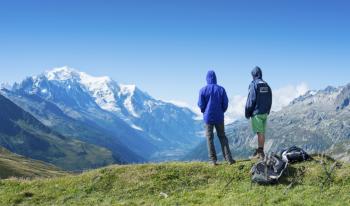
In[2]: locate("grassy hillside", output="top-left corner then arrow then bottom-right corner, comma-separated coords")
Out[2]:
0,156 -> 349,206
0,147 -> 66,179
0,93 -> 115,171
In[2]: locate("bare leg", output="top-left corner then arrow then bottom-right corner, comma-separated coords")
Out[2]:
257,132 -> 265,149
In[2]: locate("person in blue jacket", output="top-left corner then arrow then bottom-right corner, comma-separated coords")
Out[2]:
245,66 -> 272,159
198,70 -> 235,166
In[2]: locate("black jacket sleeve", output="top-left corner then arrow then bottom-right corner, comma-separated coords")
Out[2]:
245,83 -> 256,119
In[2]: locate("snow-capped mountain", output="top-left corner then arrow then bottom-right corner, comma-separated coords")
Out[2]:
4,66 -> 203,161
0,83 -> 11,90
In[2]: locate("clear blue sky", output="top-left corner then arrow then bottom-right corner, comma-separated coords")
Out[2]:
1,0 -> 350,106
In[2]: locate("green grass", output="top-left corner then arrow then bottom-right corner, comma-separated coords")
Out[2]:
0,147 -> 66,179
0,156 -> 349,206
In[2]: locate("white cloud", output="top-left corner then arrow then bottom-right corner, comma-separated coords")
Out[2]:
272,83 -> 309,111
225,95 -> 247,123
225,83 -> 309,123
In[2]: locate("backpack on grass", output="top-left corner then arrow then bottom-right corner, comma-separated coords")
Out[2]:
251,154 -> 288,185
280,146 -> 310,163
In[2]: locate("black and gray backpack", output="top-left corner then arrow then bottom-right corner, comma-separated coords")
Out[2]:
280,146 -> 310,163
251,154 -> 288,185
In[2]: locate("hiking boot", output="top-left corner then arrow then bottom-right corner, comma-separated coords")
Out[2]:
252,148 -> 265,160
210,161 -> 218,166
258,151 -> 265,159
228,159 -> 236,165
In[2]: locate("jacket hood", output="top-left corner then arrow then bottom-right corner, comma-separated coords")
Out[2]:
206,70 -> 217,84
251,66 -> 263,80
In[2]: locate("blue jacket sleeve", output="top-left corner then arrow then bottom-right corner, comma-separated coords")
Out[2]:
222,88 -> 229,112
198,88 -> 207,113
245,83 -> 256,119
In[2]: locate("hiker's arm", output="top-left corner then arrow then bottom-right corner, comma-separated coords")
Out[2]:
198,89 -> 207,113
222,88 -> 229,113
245,83 -> 256,119
267,85 -> 273,114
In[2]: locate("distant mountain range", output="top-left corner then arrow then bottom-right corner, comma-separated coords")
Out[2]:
2,67 -> 349,170
186,84 -> 350,162
0,67 -> 203,170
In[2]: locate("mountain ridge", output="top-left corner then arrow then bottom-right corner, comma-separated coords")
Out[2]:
186,83 -> 350,162
3,66 -> 203,162
0,93 -> 115,171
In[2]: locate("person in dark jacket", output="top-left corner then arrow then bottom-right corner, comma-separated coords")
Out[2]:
198,70 -> 235,166
245,66 -> 272,159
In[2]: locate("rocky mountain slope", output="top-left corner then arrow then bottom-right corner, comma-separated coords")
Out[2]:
0,94 -> 115,170
186,84 -> 350,162
2,67 -> 203,162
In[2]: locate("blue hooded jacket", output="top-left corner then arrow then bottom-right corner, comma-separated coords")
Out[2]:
245,67 -> 272,119
198,71 -> 229,124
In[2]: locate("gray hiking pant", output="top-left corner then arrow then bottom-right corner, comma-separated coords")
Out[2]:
205,123 -> 233,162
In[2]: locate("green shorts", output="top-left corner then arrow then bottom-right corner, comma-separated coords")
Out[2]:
251,114 -> 268,134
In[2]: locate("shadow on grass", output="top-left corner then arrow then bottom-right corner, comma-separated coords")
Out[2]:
278,166 -> 305,186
